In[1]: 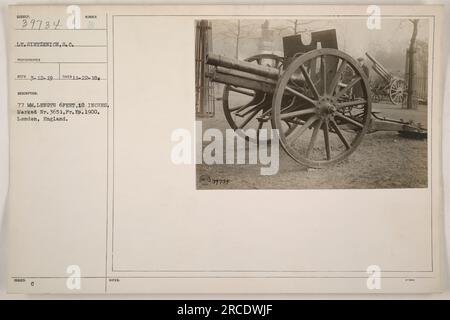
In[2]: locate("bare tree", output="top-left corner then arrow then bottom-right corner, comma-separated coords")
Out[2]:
273,19 -> 313,36
407,19 -> 419,109
214,20 -> 259,58
235,20 -> 240,59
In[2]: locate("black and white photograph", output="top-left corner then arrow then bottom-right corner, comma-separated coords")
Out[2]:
195,18 -> 430,189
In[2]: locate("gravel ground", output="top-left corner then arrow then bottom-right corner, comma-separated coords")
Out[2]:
196,102 -> 428,189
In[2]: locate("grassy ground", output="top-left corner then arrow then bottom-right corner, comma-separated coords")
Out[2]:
196,101 -> 428,189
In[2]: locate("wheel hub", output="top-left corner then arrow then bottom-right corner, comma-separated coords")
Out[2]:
316,96 -> 336,117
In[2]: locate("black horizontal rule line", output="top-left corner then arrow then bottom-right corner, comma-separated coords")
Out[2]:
14,79 -> 108,81
15,61 -> 107,64
112,269 -> 434,273
12,276 -> 106,279
112,14 -> 435,17
15,45 -> 107,47
15,28 -> 107,31
11,276 -> 435,279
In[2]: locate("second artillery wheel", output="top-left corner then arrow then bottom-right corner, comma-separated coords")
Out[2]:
389,78 -> 407,105
222,54 -> 284,142
271,48 -> 372,168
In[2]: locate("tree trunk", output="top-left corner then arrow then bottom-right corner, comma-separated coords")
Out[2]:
407,19 -> 419,110
235,20 -> 240,59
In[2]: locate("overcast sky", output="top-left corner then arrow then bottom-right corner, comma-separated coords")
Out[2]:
211,18 -> 430,75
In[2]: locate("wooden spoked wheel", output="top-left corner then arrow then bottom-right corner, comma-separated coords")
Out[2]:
271,48 -> 372,168
222,54 -> 284,142
389,78 -> 407,105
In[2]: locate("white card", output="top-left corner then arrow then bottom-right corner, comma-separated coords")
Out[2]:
7,4 -> 445,294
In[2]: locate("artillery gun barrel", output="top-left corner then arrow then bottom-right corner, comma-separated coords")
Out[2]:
372,65 -> 391,81
365,52 -> 392,81
206,53 -> 281,80
207,66 -> 278,93
365,52 -> 385,71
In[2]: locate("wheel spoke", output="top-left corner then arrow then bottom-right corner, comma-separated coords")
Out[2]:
284,123 -> 298,137
229,98 -> 259,112
300,65 -> 320,100
237,95 -> 267,116
323,119 -> 331,160
321,56 -> 327,95
285,86 -> 317,105
256,120 -> 264,140
329,60 -> 347,95
309,57 -> 318,83
280,107 -> 316,120
335,113 -> 364,129
280,97 -> 297,113
238,104 -> 264,129
330,118 -> 350,149
306,119 -> 322,158
287,115 -> 318,142
335,76 -> 362,99
238,102 -> 265,116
